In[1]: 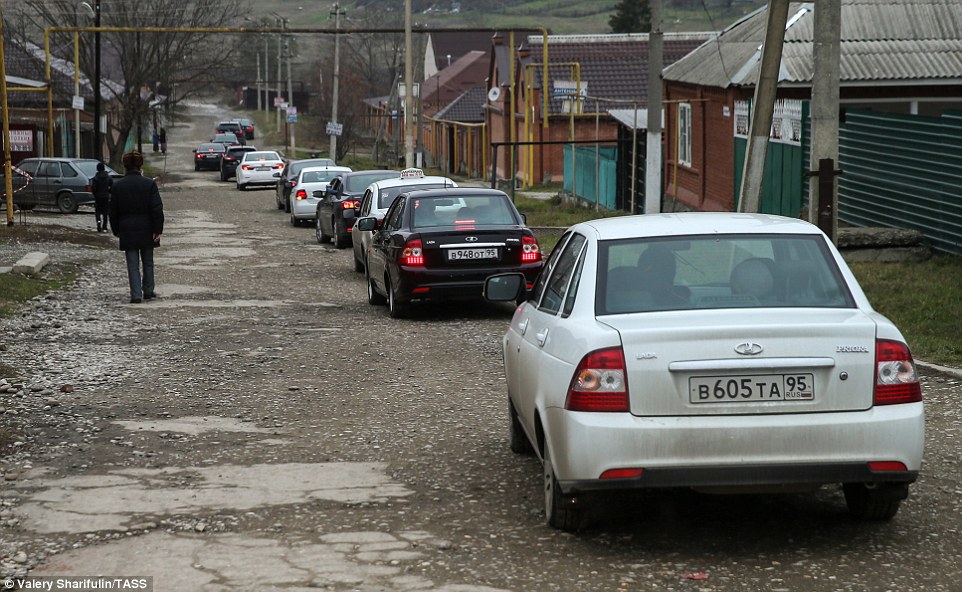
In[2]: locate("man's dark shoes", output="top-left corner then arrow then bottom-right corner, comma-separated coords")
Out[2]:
144,293 -> 157,300
130,298 -> 142,304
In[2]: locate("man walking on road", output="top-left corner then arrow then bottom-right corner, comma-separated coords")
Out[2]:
109,151 -> 164,303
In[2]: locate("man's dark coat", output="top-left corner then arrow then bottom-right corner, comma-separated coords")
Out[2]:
109,172 -> 164,250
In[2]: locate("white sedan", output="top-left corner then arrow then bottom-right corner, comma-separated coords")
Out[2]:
235,150 -> 284,191
289,166 -> 352,227
485,212 -> 924,531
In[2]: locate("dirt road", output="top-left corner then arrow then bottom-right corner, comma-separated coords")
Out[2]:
2,103 -> 961,591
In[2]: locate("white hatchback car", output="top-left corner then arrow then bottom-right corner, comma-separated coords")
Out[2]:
350,169 -> 457,272
289,166 -> 352,227
235,150 -> 284,191
484,213 -> 924,531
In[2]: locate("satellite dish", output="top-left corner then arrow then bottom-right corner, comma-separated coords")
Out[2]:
487,87 -> 501,102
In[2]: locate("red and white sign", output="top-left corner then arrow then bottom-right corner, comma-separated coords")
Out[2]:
10,130 -> 33,152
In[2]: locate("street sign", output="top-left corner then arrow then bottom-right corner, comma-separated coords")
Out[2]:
280,102 -> 289,110
273,97 -> 285,107
552,80 -> 587,99
72,95 -> 84,110
287,106 -> 297,116
287,114 -> 298,123
326,122 -> 343,137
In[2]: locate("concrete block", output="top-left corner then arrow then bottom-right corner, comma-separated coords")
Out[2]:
0,266 -> 12,275
12,252 -> 50,275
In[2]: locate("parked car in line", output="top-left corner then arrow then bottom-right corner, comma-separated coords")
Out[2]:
193,142 -> 228,171
289,165 -> 352,227
220,145 -> 258,181
235,118 -> 256,140
211,132 -> 242,149
314,169 -> 400,248
275,158 -> 336,212
357,187 -> 543,318
351,169 -> 457,272
215,121 -> 246,144
482,212 -> 925,531
1,157 -> 121,213
235,150 -> 284,191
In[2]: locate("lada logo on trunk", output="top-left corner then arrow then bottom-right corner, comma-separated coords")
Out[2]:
465,236 -> 479,242
734,342 -> 764,356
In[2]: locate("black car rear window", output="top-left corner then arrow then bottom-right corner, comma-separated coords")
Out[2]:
411,195 -> 517,228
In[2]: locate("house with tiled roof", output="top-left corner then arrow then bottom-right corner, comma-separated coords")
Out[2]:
662,0 -> 962,252
429,86 -> 488,177
485,32 -> 712,197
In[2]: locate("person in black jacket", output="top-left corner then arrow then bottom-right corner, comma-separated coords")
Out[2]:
91,162 -> 113,232
109,151 -> 164,304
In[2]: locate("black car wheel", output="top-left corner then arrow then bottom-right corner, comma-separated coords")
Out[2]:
844,482 -> 907,520
194,164 -> 200,171
387,276 -> 409,319
290,212 -> 301,227
220,171 -> 228,182
56,192 -> 78,214
544,440 -> 586,532
315,217 -> 326,244
366,269 -> 386,306
332,219 -> 349,249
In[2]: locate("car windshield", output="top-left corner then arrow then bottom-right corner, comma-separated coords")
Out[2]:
377,183 -> 448,209
72,160 -> 118,176
300,170 -> 337,183
289,159 -> 335,177
596,234 -> 855,315
244,151 -> 281,161
345,171 -> 398,192
412,195 -> 517,229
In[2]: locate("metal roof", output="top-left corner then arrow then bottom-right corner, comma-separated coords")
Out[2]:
664,0 -> 962,88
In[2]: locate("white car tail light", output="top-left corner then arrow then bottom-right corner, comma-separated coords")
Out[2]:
566,347 -> 629,412
874,339 -> 922,405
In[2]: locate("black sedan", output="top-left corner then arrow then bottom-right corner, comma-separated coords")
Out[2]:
220,145 -> 258,181
275,157 -> 336,212
357,188 -> 544,318
193,143 -> 227,171
315,170 -> 399,249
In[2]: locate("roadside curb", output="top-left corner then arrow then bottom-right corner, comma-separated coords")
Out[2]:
917,360 -> 962,380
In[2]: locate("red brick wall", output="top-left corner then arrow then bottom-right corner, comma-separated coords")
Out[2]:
663,83 -> 737,212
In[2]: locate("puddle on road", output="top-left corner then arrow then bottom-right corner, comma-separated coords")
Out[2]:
17,462 -> 411,534
112,416 -> 273,436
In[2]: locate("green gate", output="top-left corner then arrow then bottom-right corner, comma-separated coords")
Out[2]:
564,145 -> 618,210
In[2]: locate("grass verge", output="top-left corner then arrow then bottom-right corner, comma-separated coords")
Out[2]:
0,265 -> 79,319
849,256 -> 962,368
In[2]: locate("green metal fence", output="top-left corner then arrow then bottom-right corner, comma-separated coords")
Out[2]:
838,109 -> 962,254
564,145 -> 618,210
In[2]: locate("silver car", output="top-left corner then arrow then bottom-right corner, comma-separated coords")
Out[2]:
350,169 -> 457,272
289,166 -> 352,226
4,157 -> 120,214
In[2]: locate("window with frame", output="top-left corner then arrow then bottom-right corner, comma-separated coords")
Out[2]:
678,103 -> 692,167
538,234 -> 586,315
384,198 -> 406,230
529,233 -> 571,307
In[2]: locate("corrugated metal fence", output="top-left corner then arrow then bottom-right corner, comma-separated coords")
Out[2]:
838,109 -> 962,254
564,145 -> 618,210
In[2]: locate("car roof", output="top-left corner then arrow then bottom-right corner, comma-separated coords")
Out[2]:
571,212 -> 824,241
369,175 -> 457,190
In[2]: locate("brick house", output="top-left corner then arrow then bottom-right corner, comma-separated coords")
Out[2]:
662,0 -> 962,227
485,32 -> 712,190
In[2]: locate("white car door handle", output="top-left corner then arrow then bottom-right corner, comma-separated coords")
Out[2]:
536,329 -> 548,347
519,318 -> 529,335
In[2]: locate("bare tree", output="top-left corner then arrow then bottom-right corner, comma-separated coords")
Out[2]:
14,0 -> 246,167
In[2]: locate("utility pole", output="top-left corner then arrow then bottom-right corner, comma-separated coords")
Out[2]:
645,0 -> 663,215
256,49 -> 261,112
1,2 -> 16,225
809,0 -> 842,241
737,0 -> 791,213
286,37 -> 294,156
404,0 -> 414,168
93,0 -> 102,161
264,35 -> 269,116
276,17 -> 284,133
330,3 -> 344,161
